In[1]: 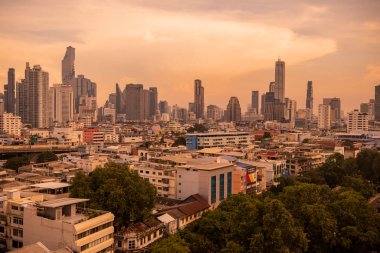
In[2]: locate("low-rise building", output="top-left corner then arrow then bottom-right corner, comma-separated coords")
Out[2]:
185,131 -> 254,150
23,198 -> 114,253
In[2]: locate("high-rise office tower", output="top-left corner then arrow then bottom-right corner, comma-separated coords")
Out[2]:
4,68 -> 15,114
207,105 -> 222,121
285,98 -> 297,124
149,87 -> 158,118
306,81 -> 313,115
143,89 -> 150,120
225,97 -> 241,122
115,83 -> 126,115
251,91 -> 259,114
62,46 -> 75,83
16,63 -> 49,128
375,85 -> 380,121
269,82 -> 276,93
124,84 -> 144,121
70,75 -> 97,113
261,94 -> 266,115
159,100 -> 169,115
318,104 -> 331,130
49,84 -> 74,125
274,59 -> 285,102
263,92 -> 285,122
194,79 -> 204,119
323,98 -> 341,125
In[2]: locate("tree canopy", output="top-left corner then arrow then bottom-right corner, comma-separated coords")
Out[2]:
187,124 -> 208,133
36,151 -> 58,163
70,162 -> 157,226
155,149 -> 380,253
4,155 -> 31,171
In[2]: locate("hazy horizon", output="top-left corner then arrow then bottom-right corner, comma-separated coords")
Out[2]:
0,0 -> 379,113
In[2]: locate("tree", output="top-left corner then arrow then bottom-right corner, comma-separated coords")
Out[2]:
262,132 -> 271,139
151,235 -> 190,253
187,124 -> 208,133
4,155 -> 31,171
172,136 -> 186,147
36,151 -> 58,163
70,162 -> 156,226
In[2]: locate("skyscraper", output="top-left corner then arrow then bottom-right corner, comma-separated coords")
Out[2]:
318,104 -> 331,130
263,92 -> 285,122
251,91 -> 259,114
225,97 -> 241,122
143,89 -> 150,120
269,82 -> 276,93
149,87 -> 158,118
16,63 -> 49,128
159,100 -> 169,115
62,46 -> 75,83
49,84 -> 74,125
306,81 -> 313,115
115,83 -> 126,115
70,75 -> 97,113
194,79 -> 204,119
274,59 -> 285,102
375,85 -> 380,121
323,97 -> 341,125
4,68 -> 15,114
124,84 -> 144,121
207,105 -> 223,121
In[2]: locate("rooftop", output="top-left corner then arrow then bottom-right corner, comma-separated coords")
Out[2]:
31,182 -> 70,189
37,198 -> 88,208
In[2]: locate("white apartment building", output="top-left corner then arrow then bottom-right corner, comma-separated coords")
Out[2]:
76,155 -> 109,174
0,190 -> 44,251
51,127 -> 83,145
318,104 -> 331,130
175,157 -> 234,208
0,113 -> 22,136
131,164 -> 177,199
23,198 -> 114,253
347,110 -> 369,132
185,132 -> 255,150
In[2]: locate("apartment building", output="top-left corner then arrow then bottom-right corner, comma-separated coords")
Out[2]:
131,164 -> 177,199
185,132 -> 254,150
23,198 -> 114,252
0,113 -> 22,137
347,110 -> 369,132
0,190 -> 44,251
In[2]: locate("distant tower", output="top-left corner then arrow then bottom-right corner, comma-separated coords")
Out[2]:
4,68 -> 15,114
251,91 -> 259,114
124,84 -> 144,121
318,104 -> 331,130
17,63 -> 49,128
375,85 -> 380,121
149,87 -> 158,119
194,79 -> 204,119
225,97 -> 241,122
62,46 -> 75,84
306,81 -> 313,115
274,59 -> 285,102
49,83 -> 74,125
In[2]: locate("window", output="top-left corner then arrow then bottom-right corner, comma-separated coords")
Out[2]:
13,228 -> 23,238
12,240 -> 23,249
211,176 -> 216,204
76,222 -> 113,240
145,171 -> 150,174
12,217 -> 23,225
128,240 -> 136,249
219,174 -> 225,201
11,206 -> 18,211
227,172 -> 232,197
117,240 -> 122,247
0,226 -> 4,233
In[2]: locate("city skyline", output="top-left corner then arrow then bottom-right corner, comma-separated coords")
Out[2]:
0,0 -> 380,112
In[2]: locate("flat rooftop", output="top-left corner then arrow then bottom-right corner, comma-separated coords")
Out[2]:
31,182 -> 70,189
37,198 -> 89,208
186,131 -> 250,137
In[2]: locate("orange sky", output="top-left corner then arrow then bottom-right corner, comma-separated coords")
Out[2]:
0,0 -> 379,114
